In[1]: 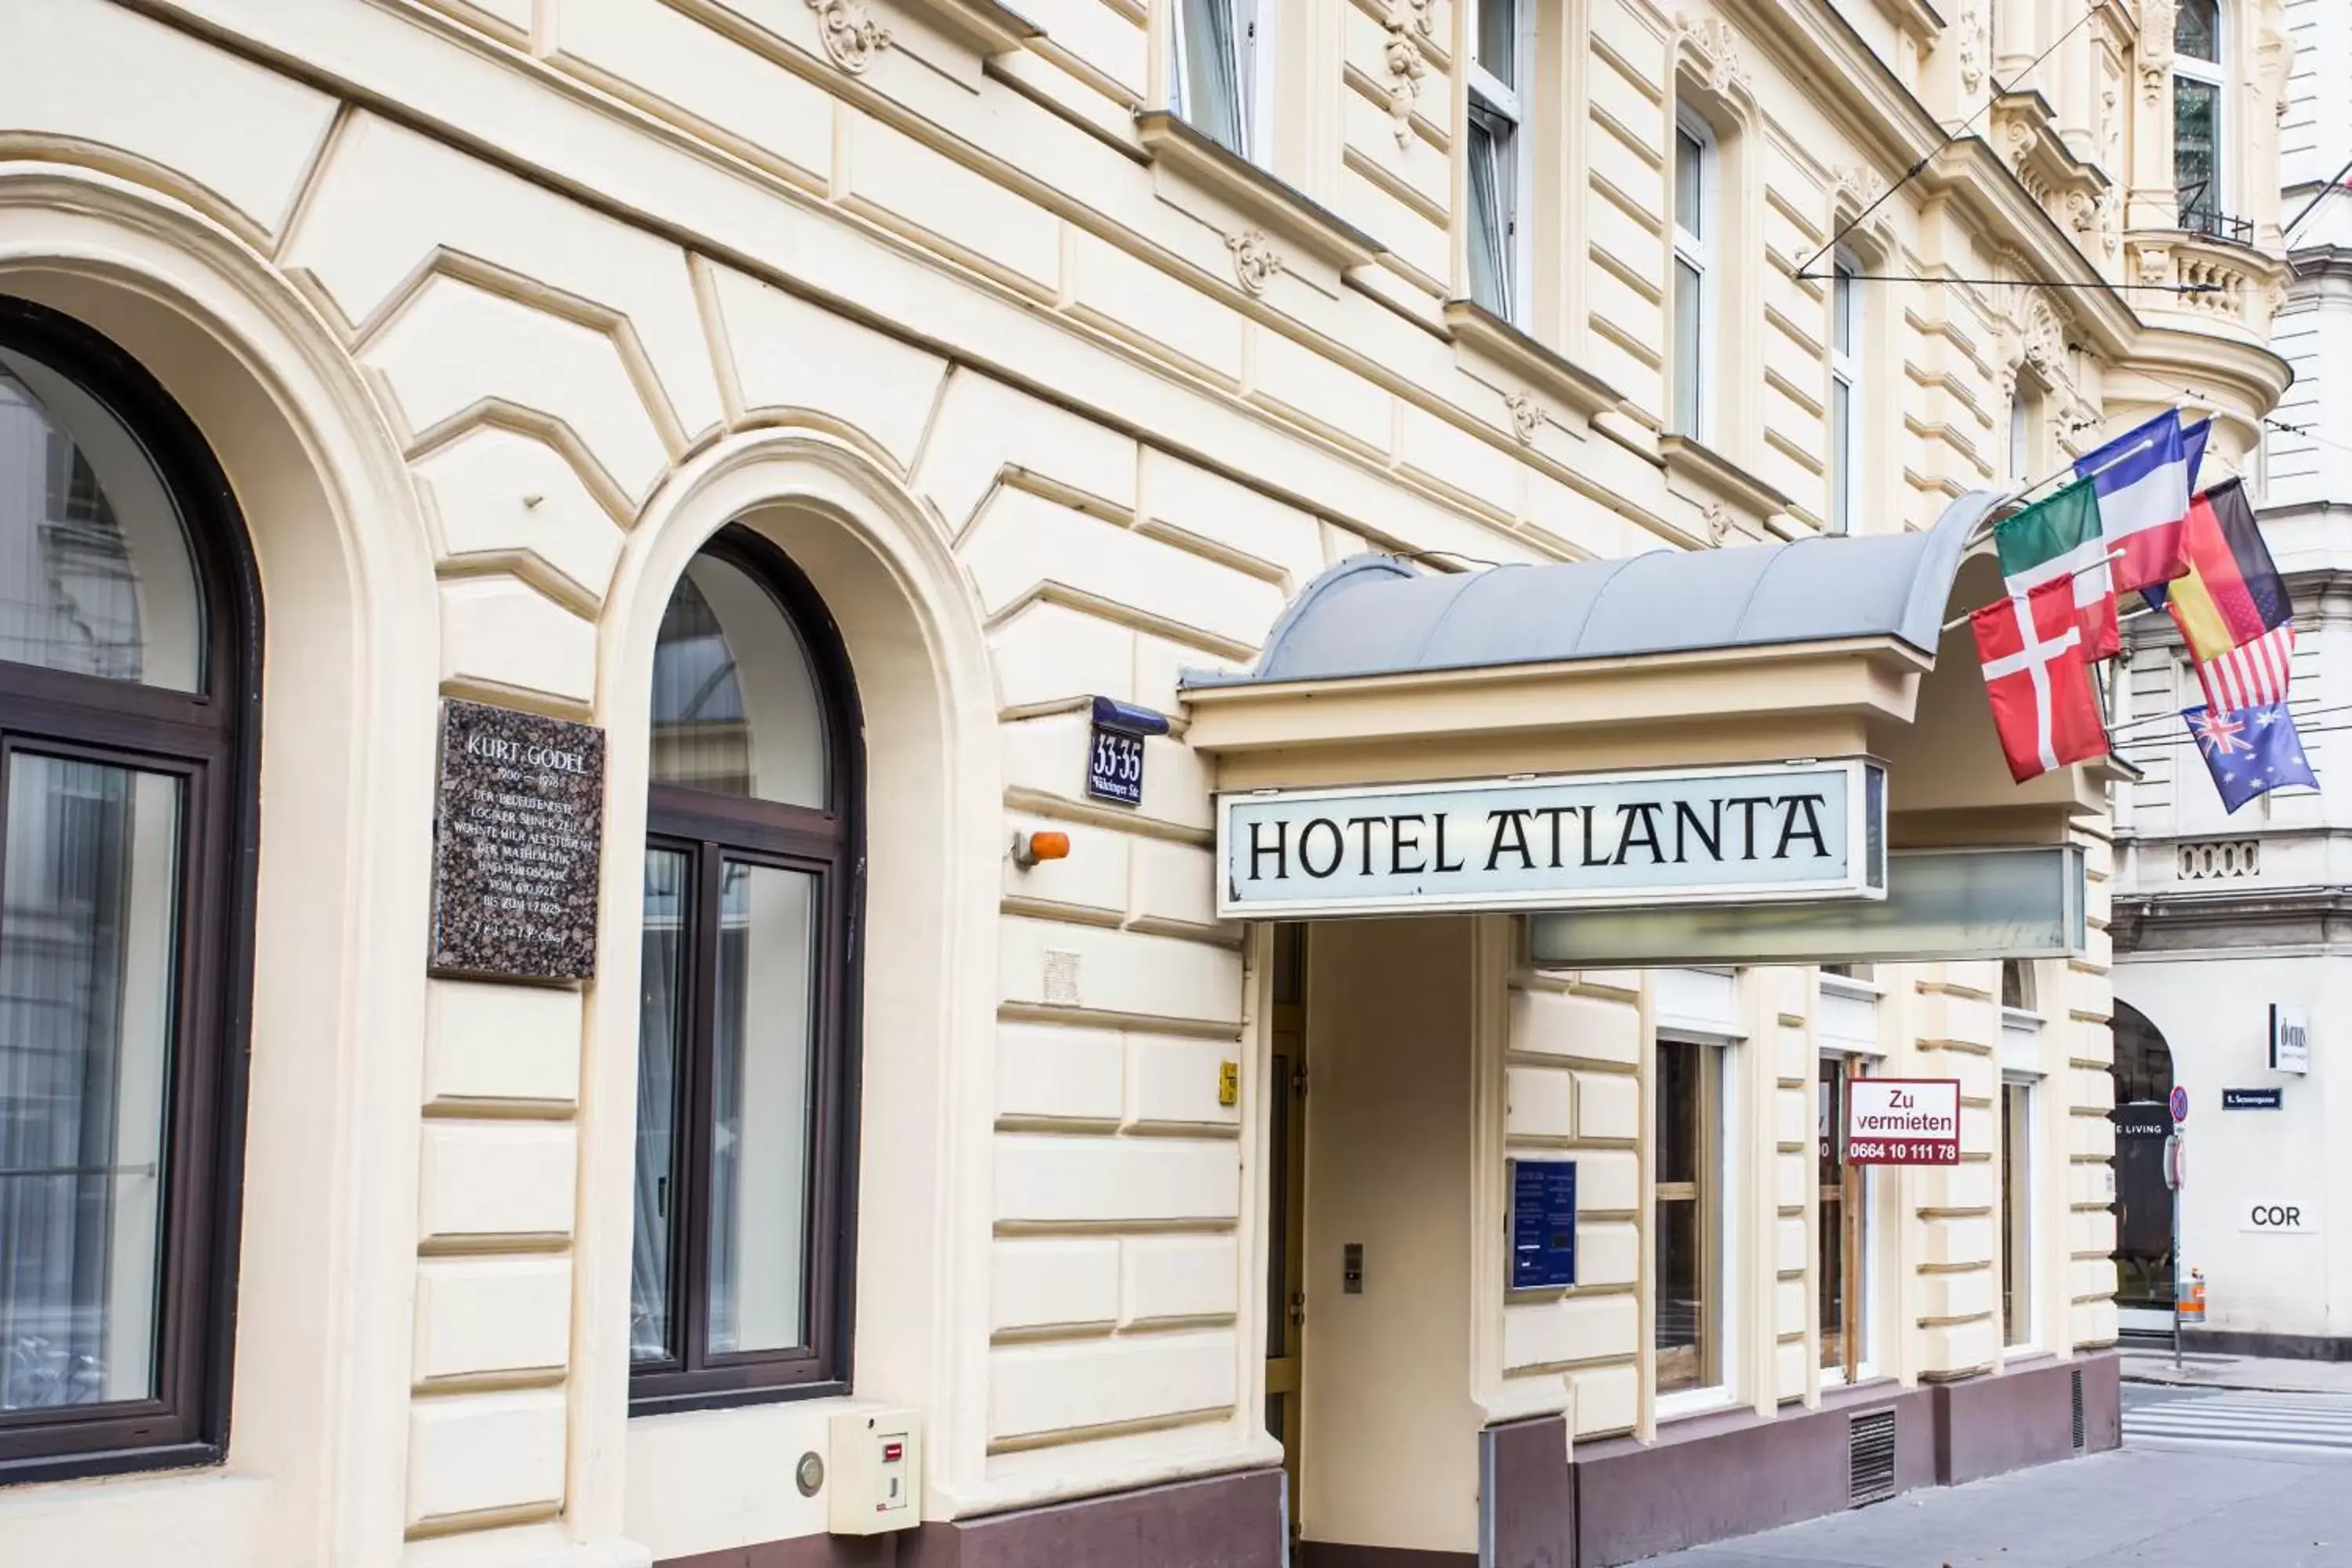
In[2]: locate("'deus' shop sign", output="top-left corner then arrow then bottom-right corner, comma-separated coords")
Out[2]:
1217,760 -> 1885,919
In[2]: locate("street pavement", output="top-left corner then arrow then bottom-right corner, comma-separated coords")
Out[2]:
1631,1383 -> 2352,1566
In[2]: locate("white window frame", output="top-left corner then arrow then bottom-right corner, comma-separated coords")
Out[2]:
1817,1045 -> 1881,1388
1655,1028 -> 1743,1421
1171,0 -> 1274,165
2008,383 -> 2033,482
1999,1072 -> 2042,1354
1465,0 -> 1536,323
1828,252 -> 1862,535
2172,0 -> 2227,228
1671,107 -> 1719,441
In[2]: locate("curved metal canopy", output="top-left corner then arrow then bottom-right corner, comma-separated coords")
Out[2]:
1183,490 -> 2001,691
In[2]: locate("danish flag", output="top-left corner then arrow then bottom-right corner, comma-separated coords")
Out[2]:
2194,622 -> 2296,715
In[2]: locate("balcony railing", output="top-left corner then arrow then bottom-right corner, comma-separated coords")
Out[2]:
2176,183 -> 2256,247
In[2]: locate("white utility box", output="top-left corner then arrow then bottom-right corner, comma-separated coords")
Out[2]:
826,1408 -> 922,1535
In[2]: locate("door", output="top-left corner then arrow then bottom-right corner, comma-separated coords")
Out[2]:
1265,924 -> 1308,1530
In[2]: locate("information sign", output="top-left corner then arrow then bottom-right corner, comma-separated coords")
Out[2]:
1843,1077 -> 1961,1166
1508,1159 -> 1578,1290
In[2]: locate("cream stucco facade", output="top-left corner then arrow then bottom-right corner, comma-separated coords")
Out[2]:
0,0 -> 2295,1564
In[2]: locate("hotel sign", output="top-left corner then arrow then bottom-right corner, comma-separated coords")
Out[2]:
1217,760 -> 1884,920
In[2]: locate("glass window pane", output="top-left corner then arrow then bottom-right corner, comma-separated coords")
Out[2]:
706,862 -> 818,1356
2174,78 -> 2220,223
1675,127 -> 1705,238
1831,269 -> 1856,357
0,348 -> 205,691
2003,1083 -> 2033,1345
1831,378 -> 1853,535
1178,0 -> 1247,155
1673,259 -> 1704,436
652,553 -> 829,808
1476,0 -> 1515,85
630,847 -> 692,1364
2009,393 -> 2031,479
2175,0 -> 2218,62
0,754 -> 183,1411
1467,118 -> 1510,318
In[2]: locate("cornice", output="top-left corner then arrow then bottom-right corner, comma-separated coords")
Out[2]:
891,0 -> 1042,54
1921,138 -> 2135,357
2107,324 -> 2294,437
1860,0 -> 1946,38
1441,300 -> 1624,422
1134,110 -> 1382,275
1659,434 -> 1791,528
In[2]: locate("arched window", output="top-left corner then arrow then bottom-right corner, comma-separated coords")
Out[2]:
630,525 -> 862,1412
0,297 -> 259,1479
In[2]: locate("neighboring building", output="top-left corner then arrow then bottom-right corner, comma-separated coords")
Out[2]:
2112,0 -> 2348,1356
0,3 -> 2287,1567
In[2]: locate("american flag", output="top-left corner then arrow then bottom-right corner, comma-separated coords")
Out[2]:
2195,623 -> 2296,714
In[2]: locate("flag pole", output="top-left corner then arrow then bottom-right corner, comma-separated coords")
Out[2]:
1939,549 -> 2125,636
1961,427 -> 2180,550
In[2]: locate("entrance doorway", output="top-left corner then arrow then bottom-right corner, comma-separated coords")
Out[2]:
1265,924 -> 1308,1528
2111,1003 -> 2176,1319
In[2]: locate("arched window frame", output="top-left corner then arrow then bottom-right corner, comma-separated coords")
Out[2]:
628,522 -> 866,1415
0,296 -> 262,1483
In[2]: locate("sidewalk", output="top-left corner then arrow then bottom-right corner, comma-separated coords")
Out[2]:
2120,1343 -> 2352,1395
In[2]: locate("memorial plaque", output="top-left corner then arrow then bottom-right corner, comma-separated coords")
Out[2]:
430,699 -> 606,982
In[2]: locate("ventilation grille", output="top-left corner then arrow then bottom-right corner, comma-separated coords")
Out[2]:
2071,1368 -> 2085,1450
2178,839 -> 2259,880
1847,1410 -> 1897,1507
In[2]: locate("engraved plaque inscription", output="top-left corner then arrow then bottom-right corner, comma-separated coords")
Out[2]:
429,699 -> 607,982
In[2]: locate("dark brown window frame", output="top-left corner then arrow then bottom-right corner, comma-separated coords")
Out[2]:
0,296 -> 263,1485
629,525 -> 863,1417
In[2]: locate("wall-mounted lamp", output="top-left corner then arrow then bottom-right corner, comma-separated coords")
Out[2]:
1011,829 -> 1071,869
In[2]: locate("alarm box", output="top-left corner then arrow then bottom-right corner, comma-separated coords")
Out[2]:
827,1409 -> 922,1536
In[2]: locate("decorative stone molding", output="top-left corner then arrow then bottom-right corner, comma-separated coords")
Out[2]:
1958,2 -> 1986,95
1225,230 -> 1285,294
2124,234 -> 2291,344
1440,299 -> 1625,421
1703,500 -> 1735,546
1504,393 -> 1544,444
1381,19 -> 1428,147
1134,111 -> 1383,278
808,0 -> 891,71
892,0 -> 1041,53
1659,434 -> 1790,536
2140,0 -> 2176,105
1675,14 -> 1749,98
1989,91 -> 2109,245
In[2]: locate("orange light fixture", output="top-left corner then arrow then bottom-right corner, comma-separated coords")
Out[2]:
1012,829 -> 1071,867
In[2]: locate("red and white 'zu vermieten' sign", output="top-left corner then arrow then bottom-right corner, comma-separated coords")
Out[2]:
1844,1078 -> 1962,1166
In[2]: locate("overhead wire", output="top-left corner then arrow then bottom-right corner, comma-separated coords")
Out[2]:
1793,2 -> 2114,284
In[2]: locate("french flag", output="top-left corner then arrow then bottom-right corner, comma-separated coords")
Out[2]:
2074,412 -> 2211,593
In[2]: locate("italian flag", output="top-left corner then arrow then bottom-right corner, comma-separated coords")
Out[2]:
1992,480 -> 2118,661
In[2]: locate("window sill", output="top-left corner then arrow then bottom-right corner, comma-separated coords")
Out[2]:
1654,1385 -> 1739,1424
1658,434 -> 1790,536
899,0 -> 1042,53
1441,300 -> 1625,421
1134,110 -> 1382,274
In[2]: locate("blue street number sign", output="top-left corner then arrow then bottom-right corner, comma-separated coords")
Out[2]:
1508,1158 -> 1577,1290
1085,696 -> 1167,808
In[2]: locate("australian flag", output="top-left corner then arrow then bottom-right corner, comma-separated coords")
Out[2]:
2183,701 -> 2318,814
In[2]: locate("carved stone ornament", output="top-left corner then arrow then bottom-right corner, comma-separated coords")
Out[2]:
1225,230 -> 1285,295
1958,2 -> 1985,95
1505,393 -> 1544,444
2140,0 -> 2176,104
808,0 -> 891,71
2023,295 -> 2067,378
1702,500 -> 1734,546
1675,14 -> 1748,96
2133,242 -> 2172,290
1392,0 -> 1435,38
1383,24 -> 1428,147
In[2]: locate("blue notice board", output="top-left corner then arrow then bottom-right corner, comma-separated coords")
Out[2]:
1509,1158 -> 1577,1290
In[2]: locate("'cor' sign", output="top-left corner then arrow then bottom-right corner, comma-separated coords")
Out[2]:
1218,760 -> 1885,920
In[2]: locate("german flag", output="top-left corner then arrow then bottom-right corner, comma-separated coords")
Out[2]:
2156,478 -> 2289,663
